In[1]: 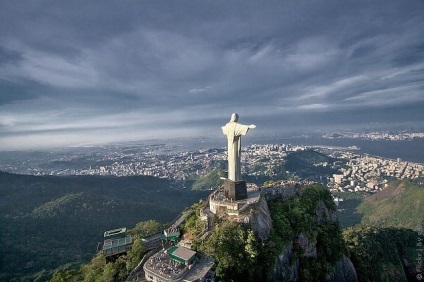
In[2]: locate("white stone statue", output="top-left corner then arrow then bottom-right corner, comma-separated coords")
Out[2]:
222,113 -> 256,182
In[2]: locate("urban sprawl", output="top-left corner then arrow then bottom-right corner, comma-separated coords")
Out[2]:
4,141 -> 423,195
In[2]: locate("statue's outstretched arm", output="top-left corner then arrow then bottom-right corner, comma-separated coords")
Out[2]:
249,124 -> 256,129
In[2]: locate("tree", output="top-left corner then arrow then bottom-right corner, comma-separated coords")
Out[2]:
81,253 -> 106,282
50,264 -> 83,282
129,220 -> 162,238
343,226 -> 417,281
202,221 -> 259,281
126,238 -> 146,270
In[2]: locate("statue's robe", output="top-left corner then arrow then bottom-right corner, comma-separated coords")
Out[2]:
222,122 -> 250,181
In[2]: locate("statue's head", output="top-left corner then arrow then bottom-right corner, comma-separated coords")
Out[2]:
230,113 -> 239,122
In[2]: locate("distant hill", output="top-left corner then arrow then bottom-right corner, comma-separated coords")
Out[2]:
0,171 -> 208,281
285,149 -> 334,169
191,168 -> 224,190
284,149 -> 337,180
357,179 -> 424,229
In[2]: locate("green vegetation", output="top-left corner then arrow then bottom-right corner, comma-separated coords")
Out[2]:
343,226 -> 418,281
267,184 -> 347,281
201,221 -> 260,281
285,150 -> 338,180
332,192 -> 367,229
193,184 -> 346,281
339,180 -> 423,281
181,201 -> 265,281
180,202 -> 207,247
191,168 -> 224,190
0,171 -> 208,281
357,179 -> 424,229
335,198 -> 363,228
334,179 -> 424,229
51,220 -> 163,282
3,163 -> 422,281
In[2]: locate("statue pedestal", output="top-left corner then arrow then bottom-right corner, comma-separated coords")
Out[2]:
224,179 -> 247,201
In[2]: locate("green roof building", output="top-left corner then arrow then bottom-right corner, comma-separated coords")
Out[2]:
167,246 -> 196,265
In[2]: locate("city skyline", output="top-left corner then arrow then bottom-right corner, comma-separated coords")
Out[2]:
1,1 -> 424,150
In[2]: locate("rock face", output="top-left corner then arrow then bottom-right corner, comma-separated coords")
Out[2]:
248,196 -> 273,240
315,200 -> 337,224
271,200 -> 357,282
272,245 -> 358,282
328,256 -> 358,282
272,243 -> 299,282
296,233 -> 317,258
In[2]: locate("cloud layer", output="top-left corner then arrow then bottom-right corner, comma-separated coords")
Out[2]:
1,1 -> 424,150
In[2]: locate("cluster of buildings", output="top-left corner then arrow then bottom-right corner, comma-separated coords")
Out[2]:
77,143 -> 307,181
242,144 -> 304,177
329,153 -> 424,192
101,223 -> 214,282
77,148 -> 223,180
2,140 -> 423,194
323,131 -> 424,141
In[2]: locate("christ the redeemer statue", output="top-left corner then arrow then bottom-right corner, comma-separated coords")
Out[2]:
222,113 -> 256,182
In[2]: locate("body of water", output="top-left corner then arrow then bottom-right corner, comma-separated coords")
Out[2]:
255,137 -> 424,163
173,136 -> 424,164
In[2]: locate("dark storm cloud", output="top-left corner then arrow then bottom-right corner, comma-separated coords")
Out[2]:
0,45 -> 22,66
0,80 -> 39,105
0,0 -> 424,150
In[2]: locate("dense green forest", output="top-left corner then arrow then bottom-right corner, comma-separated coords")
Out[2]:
0,171 -> 208,281
343,226 -> 418,281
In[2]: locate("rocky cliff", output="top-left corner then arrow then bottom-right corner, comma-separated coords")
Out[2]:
271,242 -> 299,282
328,256 -> 358,282
247,196 -> 273,241
268,185 -> 358,282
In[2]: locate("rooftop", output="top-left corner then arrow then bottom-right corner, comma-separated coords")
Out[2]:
168,246 -> 196,262
144,248 -> 214,282
104,227 -> 127,239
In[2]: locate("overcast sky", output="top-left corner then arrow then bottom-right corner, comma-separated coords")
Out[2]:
1,1 -> 424,150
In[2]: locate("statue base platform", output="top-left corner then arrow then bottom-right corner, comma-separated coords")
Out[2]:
224,179 -> 247,201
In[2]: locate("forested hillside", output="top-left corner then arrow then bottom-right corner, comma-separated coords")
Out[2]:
343,226 -> 418,281
2,170 -> 422,281
357,179 -> 424,229
341,179 -> 423,281
191,168 -> 224,190
0,171 -> 208,281
284,149 -> 338,180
